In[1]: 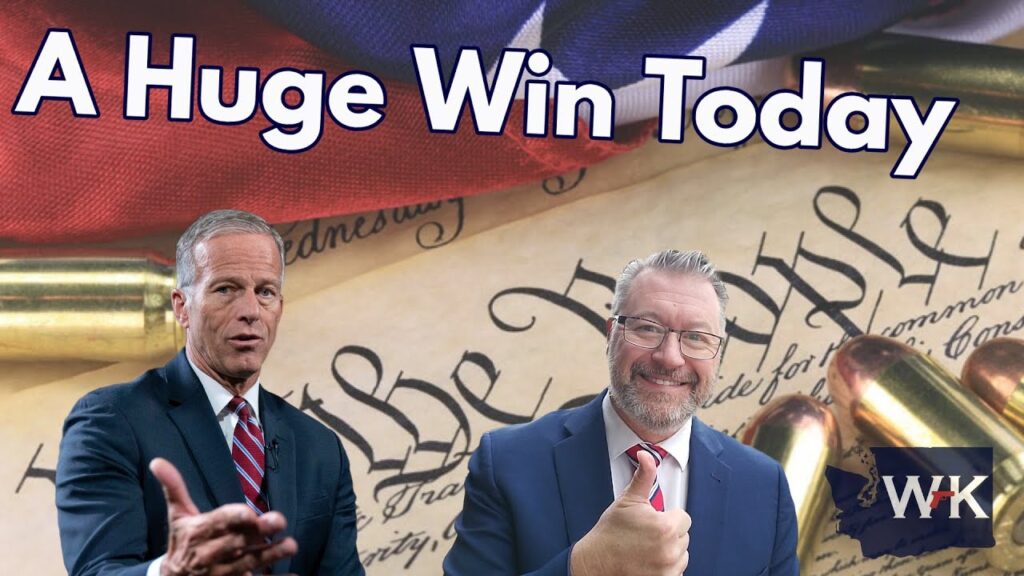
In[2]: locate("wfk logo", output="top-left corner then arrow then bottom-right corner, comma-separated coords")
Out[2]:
826,447 -> 994,557
884,473 -> 990,520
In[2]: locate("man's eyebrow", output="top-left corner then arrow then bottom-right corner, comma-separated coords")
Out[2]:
207,274 -> 280,287
631,311 -> 713,331
207,275 -> 239,285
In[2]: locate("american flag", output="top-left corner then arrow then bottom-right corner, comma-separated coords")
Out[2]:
1,0 -> 1019,243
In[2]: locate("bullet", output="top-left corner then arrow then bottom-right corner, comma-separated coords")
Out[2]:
828,335 -> 1024,571
807,33 -> 1024,159
743,395 -> 840,575
962,338 -> 1024,432
0,254 -> 183,362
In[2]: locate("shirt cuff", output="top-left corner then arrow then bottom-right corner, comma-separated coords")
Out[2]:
146,554 -> 165,576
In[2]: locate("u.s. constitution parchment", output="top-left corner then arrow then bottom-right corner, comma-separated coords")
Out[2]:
2,136 -> 1022,575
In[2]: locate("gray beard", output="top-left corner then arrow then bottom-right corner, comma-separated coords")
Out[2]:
608,360 -> 714,435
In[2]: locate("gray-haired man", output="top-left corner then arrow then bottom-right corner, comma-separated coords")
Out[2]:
57,210 -> 364,576
444,249 -> 798,576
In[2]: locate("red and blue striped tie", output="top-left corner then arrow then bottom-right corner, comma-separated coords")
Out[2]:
229,396 -> 269,515
626,443 -> 669,511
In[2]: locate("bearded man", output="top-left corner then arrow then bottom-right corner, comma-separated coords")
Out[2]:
443,249 -> 798,576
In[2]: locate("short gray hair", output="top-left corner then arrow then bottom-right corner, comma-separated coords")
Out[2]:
176,209 -> 285,292
611,249 -> 728,332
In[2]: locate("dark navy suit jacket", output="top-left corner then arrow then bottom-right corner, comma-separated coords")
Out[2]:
56,350 -> 364,576
444,392 -> 798,576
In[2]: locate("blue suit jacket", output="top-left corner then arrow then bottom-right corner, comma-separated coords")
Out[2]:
56,350 -> 364,576
444,392 -> 798,576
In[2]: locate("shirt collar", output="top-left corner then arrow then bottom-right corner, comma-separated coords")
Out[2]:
602,391 -> 692,469
187,353 -> 261,422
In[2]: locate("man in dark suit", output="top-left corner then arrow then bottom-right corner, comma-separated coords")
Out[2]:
57,210 -> 364,575
444,250 -> 798,576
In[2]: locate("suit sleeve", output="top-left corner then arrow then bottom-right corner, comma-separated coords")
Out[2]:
56,393 -> 153,576
443,432 -> 570,576
316,434 -> 365,575
769,461 -> 799,576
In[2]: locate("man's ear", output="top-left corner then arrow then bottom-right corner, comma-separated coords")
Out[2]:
171,288 -> 189,329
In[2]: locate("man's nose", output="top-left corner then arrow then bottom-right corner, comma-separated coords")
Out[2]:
651,333 -> 687,368
236,289 -> 261,323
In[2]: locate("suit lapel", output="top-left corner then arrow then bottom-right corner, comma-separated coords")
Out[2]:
551,395 -> 732,574
164,351 -> 245,509
686,418 -> 730,576
260,390 -> 297,575
554,393 -> 614,543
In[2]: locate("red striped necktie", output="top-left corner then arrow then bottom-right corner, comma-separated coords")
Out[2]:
229,396 -> 269,515
626,442 -> 669,511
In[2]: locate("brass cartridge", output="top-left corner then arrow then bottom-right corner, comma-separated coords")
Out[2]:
962,337 -> 1024,432
0,254 -> 183,362
743,395 -> 840,574
808,34 -> 1024,159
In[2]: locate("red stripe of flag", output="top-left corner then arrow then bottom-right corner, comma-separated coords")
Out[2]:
0,0 -> 651,244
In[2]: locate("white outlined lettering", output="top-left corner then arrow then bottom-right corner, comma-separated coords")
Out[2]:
889,97 -> 959,179
327,71 -> 387,131
411,45 -> 523,134
123,33 -> 195,121
643,55 -> 706,143
759,58 -> 823,149
259,69 -> 326,153
13,29 -> 98,117
198,66 -> 259,125
9,34 -> 962,175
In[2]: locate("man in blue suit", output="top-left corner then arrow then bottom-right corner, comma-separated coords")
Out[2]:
57,210 -> 364,575
444,249 -> 798,576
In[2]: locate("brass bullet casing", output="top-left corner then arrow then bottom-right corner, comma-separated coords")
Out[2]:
962,338 -> 1024,433
743,395 -> 840,575
808,34 -> 1024,159
828,335 -> 1024,571
0,254 -> 183,362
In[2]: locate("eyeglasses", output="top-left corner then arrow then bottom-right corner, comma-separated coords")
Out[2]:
612,315 -> 722,360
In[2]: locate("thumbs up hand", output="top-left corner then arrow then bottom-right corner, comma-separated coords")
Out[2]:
570,450 -> 691,576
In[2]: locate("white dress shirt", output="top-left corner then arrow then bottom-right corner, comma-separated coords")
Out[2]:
190,356 -> 263,448
146,357 -> 264,576
602,393 -> 692,511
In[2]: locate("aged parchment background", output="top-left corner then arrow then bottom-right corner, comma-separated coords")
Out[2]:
3,131 -> 1023,575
